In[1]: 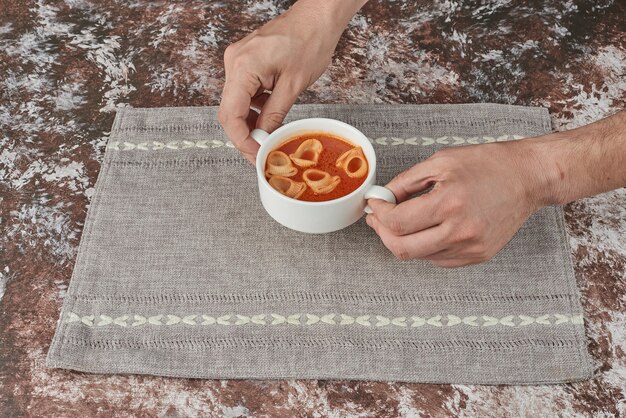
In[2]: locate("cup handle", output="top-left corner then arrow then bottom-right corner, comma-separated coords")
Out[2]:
364,185 -> 397,214
250,129 -> 269,146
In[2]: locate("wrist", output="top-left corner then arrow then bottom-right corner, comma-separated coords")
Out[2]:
512,137 -> 565,209
293,0 -> 367,32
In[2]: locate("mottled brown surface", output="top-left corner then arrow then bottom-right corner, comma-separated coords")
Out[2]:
1,1 -> 624,416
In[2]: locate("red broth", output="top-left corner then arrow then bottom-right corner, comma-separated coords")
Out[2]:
266,133 -> 368,202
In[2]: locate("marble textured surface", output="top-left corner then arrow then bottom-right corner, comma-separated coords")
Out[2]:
0,1 -> 624,416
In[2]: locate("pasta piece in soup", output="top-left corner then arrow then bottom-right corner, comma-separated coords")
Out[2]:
289,139 -> 323,168
336,146 -> 368,179
302,169 -> 341,195
269,176 -> 307,199
265,151 -> 298,177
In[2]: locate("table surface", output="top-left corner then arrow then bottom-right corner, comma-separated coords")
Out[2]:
1,1 -> 624,417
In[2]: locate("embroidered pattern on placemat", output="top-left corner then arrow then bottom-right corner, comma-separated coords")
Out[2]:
65,312 -> 584,328
105,135 -> 527,151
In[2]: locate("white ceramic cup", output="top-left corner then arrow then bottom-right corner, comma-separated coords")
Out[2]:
250,118 -> 396,234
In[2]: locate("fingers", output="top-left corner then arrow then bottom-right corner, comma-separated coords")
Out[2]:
425,244 -> 491,266
250,91 -> 270,112
385,159 -> 437,203
366,215 -> 448,260
237,92 -> 270,163
431,258 -> 478,268
256,81 -> 300,133
218,77 -> 262,157
367,213 -> 479,267
366,160 -> 453,262
367,193 -> 442,236
366,215 -> 480,267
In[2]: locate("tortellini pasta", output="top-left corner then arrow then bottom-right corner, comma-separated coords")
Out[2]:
336,146 -> 368,178
265,150 -> 298,177
269,176 -> 307,199
302,169 -> 341,195
289,139 -> 323,168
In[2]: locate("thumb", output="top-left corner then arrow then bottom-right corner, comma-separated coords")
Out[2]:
256,81 -> 299,133
386,159 -> 437,203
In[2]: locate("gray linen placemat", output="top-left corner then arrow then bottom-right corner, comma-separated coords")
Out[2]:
47,104 -> 593,384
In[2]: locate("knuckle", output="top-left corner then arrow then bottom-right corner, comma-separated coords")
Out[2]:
261,110 -> 287,128
466,223 -> 484,240
217,108 -> 228,125
433,260 -> 455,268
429,150 -> 458,173
439,222 -> 458,243
470,244 -> 491,261
394,169 -> 412,185
432,148 -> 455,161
386,216 -> 406,236
224,45 -> 252,69
455,222 -> 482,243
224,43 -> 240,61
388,240 -> 411,260
441,222 -> 458,243
389,169 -> 414,197
230,54 -> 249,69
478,248 -> 493,261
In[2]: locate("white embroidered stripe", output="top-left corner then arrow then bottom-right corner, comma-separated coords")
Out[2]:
64,313 -> 584,328
105,135 -> 526,151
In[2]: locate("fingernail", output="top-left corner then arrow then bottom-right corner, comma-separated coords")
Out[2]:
242,139 -> 261,154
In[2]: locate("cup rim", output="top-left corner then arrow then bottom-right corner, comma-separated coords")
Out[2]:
256,118 -> 376,206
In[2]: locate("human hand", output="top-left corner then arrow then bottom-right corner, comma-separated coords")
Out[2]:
366,140 -> 556,267
219,0 -> 365,163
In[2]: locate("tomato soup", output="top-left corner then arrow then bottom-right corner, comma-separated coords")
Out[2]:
265,133 -> 369,202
